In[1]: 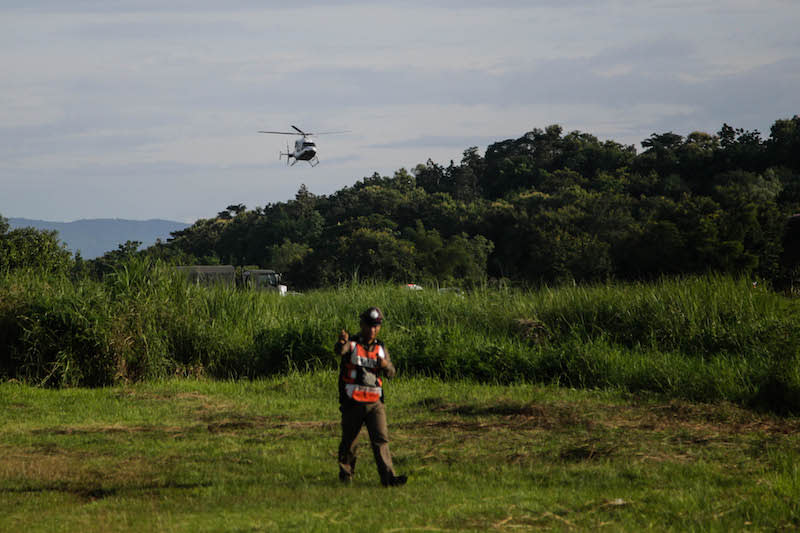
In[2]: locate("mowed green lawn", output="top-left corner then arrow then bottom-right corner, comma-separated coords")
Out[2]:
1,373 -> 798,532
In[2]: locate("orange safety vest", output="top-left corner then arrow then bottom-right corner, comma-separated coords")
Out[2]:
341,341 -> 385,403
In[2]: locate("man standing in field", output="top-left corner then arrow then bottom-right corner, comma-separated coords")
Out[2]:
334,306 -> 407,486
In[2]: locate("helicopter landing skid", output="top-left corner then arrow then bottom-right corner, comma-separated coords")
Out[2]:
286,156 -> 318,167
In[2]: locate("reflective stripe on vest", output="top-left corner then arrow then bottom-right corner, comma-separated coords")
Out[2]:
345,383 -> 382,403
349,341 -> 385,369
343,341 -> 384,402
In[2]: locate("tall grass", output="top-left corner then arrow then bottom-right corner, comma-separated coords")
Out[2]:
1,261 -> 799,412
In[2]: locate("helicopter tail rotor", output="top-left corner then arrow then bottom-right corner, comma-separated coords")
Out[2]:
279,142 -> 292,165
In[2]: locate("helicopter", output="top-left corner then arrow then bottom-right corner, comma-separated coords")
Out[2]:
258,125 -> 348,167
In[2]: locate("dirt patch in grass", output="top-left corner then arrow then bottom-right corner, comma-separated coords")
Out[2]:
0,445 -> 213,503
412,397 -> 800,436
412,397 -> 590,431
275,420 -> 336,430
1,447 -> 154,500
114,390 -> 212,401
204,414 -> 272,433
115,389 -> 239,420
30,424 -> 186,437
404,397 -> 800,468
601,399 -> 800,436
202,412 -> 335,434
558,438 -> 620,462
1,448 -> 82,482
25,415 -> 337,441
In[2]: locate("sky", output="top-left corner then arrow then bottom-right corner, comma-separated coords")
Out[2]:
2,0 -> 799,223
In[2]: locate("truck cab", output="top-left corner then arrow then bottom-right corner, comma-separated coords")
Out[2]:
242,269 -> 288,295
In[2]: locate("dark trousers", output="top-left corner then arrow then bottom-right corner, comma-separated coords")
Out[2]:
338,401 -> 396,483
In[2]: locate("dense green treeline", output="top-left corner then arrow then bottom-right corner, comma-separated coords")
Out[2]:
4,117 -> 796,288
132,116 -> 800,289
0,217 -> 74,274
0,116 -> 798,291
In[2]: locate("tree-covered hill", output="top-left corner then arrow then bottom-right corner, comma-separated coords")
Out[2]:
68,116 -> 800,289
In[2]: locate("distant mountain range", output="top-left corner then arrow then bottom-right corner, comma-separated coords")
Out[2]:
7,218 -> 190,259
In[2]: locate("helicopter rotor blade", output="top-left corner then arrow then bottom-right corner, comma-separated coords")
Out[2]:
259,127 -> 349,136
314,130 -> 351,135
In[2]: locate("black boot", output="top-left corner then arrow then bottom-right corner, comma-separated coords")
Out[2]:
383,474 -> 407,487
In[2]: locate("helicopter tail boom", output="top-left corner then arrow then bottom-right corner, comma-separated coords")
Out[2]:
279,142 -> 294,165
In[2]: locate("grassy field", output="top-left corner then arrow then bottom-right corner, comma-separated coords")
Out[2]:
1,374 -> 799,532
2,268 -> 799,529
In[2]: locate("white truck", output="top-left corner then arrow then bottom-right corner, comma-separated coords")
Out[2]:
176,265 -> 288,295
241,269 -> 288,295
